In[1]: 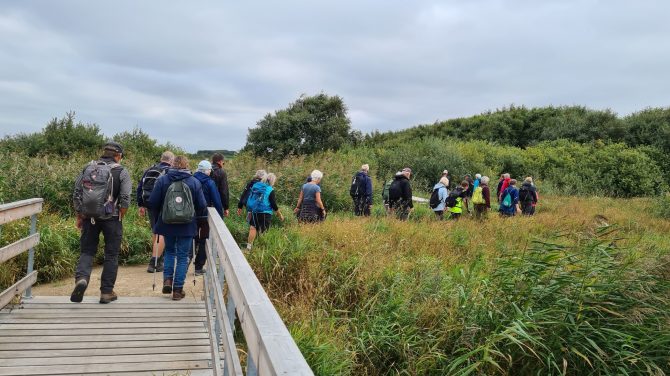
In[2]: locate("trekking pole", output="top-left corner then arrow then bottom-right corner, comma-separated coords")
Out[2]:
193,238 -> 197,287
152,236 -> 159,291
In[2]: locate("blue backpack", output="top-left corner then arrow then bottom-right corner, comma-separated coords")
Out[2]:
246,182 -> 273,213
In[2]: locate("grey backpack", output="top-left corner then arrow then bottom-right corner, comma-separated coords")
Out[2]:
161,179 -> 195,224
78,161 -> 120,219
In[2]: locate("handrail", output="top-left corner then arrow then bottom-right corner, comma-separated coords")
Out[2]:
0,198 -> 43,308
205,207 -> 313,376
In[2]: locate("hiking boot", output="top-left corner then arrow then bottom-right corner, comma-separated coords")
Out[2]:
194,268 -> 206,276
172,288 -> 186,301
70,279 -> 88,303
162,279 -> 173,294
147,257 -> 164,273
99,291 -> 118,304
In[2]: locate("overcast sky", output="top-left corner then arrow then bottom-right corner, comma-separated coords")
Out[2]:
1,1 -> 668,152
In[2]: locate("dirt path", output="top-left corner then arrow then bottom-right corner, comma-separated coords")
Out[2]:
32,264 -> 205,300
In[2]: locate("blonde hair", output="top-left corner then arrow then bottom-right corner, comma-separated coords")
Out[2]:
266,173 -> 277,186
439,177 -> 449,186
524,176 -> 533,184
361,164 -> 369,172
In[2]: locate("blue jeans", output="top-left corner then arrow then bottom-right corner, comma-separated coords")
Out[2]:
163,236 -> 193,289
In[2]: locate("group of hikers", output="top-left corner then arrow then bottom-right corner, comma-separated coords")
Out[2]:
68,142 -> 538,304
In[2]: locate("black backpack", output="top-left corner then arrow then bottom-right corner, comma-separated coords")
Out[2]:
429,187 -> 441,209
349,174 -> 367,198
388,179 -> 402,201
141,164 -> 166,204
519,186 -> 534,203
445,188 -> 461,208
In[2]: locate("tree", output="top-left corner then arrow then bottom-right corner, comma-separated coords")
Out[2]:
244,93 -> 356,160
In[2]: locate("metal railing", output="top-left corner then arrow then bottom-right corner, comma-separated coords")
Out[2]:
203,208 -> 313,376
0,198 -> 43,309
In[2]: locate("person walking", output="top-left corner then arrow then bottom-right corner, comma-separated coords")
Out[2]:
137,151 -> 174,273
295,170 -> 327,222
246,173 -> 284,251
498,173 -> 511,202
472,176 -> 491,220
210,153 -> 230,218
350,164 -> 373,216
237,170 -> 267,216
447,181 -> 469,220
519,177 -> 539,216
147,156 -> 207,301
431,176 -> 449,220
388,168 -> 413,221
499,179 -> 521,217
71,142 -> 132,304
193,160 -> 224,276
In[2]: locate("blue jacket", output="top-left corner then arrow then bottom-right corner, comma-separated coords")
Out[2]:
473,178 -> 481,191
194,171 -> 224,218
354,171 -> 373,205
432,183 -> 448,211
147,169 -> 207,237
499,186 -> 519,214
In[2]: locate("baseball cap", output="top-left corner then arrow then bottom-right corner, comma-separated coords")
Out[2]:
103,142 -> 124,156
197,160 -> 212,171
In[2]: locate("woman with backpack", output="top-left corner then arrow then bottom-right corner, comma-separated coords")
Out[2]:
246,173 -> 284,251
472,175 -> 491,220
430,177 -> 450,220
499,179 -> 520,217
519,176 -> 539,215
295,170 -> 326,222
447,181 -> 469,220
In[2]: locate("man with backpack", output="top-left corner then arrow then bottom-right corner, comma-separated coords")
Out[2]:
447,181 -> 469,220
472,176 -> 491,220
518,176 -> 539,216
350,164 -> 373,217
137,151 -> 174,273
430,177 -> 449,220
237,170 -> 267,216
71,142 -> 132,304
388,168 -> 413,221
146,156 -> 207,301
193,160 -> 224,276
210,153 -> 230,218
381,176 -> 395,215
499,179 -> 521,217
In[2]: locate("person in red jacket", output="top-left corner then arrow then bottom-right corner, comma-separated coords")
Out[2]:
498,173 -> 511,201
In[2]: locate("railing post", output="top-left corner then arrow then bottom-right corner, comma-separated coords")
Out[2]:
209,237 -> 222,346
24,213 -> 37,299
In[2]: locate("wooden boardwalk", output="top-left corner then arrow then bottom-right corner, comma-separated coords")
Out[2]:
0,295 -> 216,376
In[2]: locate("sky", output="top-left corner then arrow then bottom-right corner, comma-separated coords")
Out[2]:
1,1 -> 668,152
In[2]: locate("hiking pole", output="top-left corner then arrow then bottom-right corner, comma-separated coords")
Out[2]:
152,236 -> 159,291
193,238 -> 197,287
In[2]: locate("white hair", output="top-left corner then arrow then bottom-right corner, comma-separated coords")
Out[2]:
481,176 -> 490,185
361,164 -> 369,172
503,173 -> 511,179
475,173 -> 482,179
311,169 -> 323,181
266,173 -> 277,186
255,170 -> 267,180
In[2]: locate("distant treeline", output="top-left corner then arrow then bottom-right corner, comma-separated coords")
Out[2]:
190,150 -> 237,160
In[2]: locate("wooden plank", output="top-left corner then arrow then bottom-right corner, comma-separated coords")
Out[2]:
24,296 -> 201,304
0,352 -> 211,367
0,316 -> 206,324
0,271 -> 38,309
0,345 -> 212,359
0,332 -> 209,343
19,303 -> 205,309
13,308 -> 205,314
0,312 -> 204,318
83,371 -> 213,376
0,327 -> 207,336
0,233 -> 40,264
0,322 -> 205,329
0,339 -> 211,351
209,208 -> 313,375
0,198 -> 43,226
0,360 -> 211,376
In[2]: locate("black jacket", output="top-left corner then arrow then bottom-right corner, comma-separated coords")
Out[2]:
519,183 -> 538,204
389,174 -> 413,208
211,165 -> 230,211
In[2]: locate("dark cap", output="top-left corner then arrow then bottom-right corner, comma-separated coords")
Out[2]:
103,142 -> 124,155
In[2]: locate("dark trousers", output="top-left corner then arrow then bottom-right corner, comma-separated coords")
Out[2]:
75,218 -> 122,293
353,197 -> 370,216
521,203 -> 536,216
474,204 -> 488,220
194,219 -> 209,271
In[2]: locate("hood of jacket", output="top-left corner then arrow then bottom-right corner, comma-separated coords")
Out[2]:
394,173 -> 408,182
356,171 -> 368,180
167,168 -> 193,182
521,182 -> 536,191
433,182 -> 446,190
194,171 -> 212,185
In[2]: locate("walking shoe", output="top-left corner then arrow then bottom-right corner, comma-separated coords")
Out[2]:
162,278 -> 173,294
99,291 -> 118,304
172,288 -> 186,301
194,268 -> 206,276
70,279 -> 88,303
